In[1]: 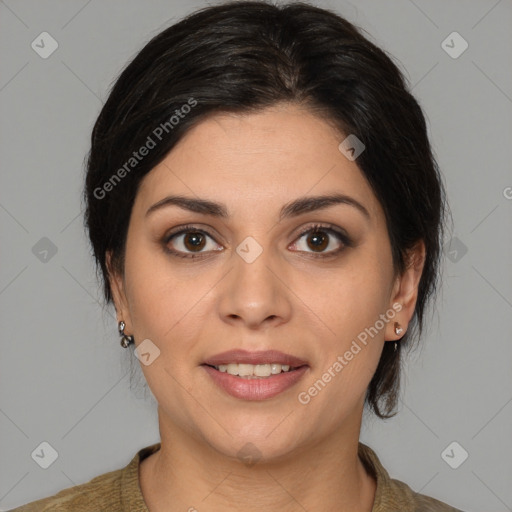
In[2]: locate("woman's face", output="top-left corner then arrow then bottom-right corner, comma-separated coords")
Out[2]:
109,103 -> 422,461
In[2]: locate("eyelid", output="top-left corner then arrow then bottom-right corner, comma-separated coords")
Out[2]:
164,223 -> 221,243
289,222 -> 352,256
293,222 -> 351,245
162,222 -> 352,258
162,224 -> 222,259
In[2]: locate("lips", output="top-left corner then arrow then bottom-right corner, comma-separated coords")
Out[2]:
202,349 -> 308,367
201,349 -> 309,400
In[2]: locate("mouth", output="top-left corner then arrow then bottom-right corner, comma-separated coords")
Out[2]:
203,362 -> 304,379
201,349 -> 309,400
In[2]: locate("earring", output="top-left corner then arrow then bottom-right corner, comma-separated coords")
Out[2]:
394,322 -> 404,352
118,320 -> 134,348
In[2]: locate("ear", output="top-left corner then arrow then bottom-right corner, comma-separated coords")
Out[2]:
385,240 -> 426,342
106,250 -> 132,332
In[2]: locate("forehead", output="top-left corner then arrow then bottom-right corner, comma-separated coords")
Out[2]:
134,104 -> 383,223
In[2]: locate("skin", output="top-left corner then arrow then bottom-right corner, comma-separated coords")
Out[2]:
107,102 -> 425,512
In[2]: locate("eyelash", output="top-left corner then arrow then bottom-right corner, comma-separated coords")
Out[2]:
162,223 -> 352,260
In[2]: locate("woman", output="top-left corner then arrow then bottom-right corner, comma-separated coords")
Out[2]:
10,1 -> 465,510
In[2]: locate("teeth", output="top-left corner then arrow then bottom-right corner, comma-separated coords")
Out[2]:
254,364 -> 271,377
270,363 -> 280,375
238,364 -> 254,376
215,363 -> 295,377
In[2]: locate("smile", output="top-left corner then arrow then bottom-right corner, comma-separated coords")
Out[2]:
211,362 -> 297,378
201,349 -> 310,400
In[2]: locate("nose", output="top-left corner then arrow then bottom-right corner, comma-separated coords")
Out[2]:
217,242 -> 292,330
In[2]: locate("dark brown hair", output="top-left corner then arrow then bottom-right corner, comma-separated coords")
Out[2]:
83,0 -> 448,418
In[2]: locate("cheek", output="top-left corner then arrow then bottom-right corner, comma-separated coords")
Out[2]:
123,242 -> 194,344
123,247 -> 204,410
300,251 -> 392,404
311,254 -> 392,342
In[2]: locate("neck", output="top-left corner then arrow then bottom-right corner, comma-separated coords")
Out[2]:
140,409 -> 376,512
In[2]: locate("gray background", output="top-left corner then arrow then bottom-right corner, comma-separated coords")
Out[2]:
1,0 -> 511,510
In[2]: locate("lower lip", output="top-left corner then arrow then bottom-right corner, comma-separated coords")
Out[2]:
202,365 -> 309,400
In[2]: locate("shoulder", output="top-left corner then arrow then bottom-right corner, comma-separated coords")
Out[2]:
358,442 -> 466,512
7,465 -> 124,512
388,477 -> 466,511
7,443 -> 160,512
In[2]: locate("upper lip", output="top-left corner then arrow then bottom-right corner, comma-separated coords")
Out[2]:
202,349 -> 308,367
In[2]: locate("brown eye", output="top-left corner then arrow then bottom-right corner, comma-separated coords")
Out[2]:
163,226 -> 223,259
306,230 -> 329,252
163,223 -> 351,260
183,232 -> 206,252
290,223 -> 350,257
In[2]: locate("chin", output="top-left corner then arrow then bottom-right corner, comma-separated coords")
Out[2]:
194,412 -> 311,465
217,433 -> 303,466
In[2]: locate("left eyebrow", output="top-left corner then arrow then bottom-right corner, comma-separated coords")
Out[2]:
279,193 -> 370,222
145,193 -> 370,221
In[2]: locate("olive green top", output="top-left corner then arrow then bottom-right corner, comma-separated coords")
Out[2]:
9,442 -> 464,511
